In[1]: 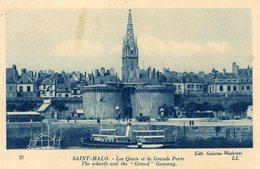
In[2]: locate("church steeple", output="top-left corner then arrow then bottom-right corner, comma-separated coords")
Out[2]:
126,9 -> 134,42
122,9 -> 138,57
122,9 -> 139,82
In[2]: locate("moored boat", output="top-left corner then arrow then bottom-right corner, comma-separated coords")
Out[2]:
80,121 -> 178,149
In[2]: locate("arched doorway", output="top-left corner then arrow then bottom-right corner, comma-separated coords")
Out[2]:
122,87 -> 135,119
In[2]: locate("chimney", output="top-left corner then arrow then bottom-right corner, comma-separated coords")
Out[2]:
223,68 -> 226,76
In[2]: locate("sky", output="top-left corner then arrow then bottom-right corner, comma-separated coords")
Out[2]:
6,9 -> 252,75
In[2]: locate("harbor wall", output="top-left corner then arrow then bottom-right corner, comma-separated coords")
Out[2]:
7,122 -> 252,149
181,94 -> 252,109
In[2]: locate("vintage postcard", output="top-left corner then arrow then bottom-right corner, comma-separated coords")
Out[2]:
0,0 -> 259,169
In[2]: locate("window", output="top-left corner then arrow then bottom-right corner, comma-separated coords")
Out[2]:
58,94 -> 62,97
242,86 -> 244,90
227,86 -> 231,91
19,86 -> 23,92
219,86 -> 223,91
247,86 -> 250,90
65,94 -> 69,97
27,86 -> 31,92
178,85 -> 182,90
9,86 -> 12,91
233,86 -> 237,91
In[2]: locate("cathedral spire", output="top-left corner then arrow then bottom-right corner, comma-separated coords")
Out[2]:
122,9 -> 139,82
126,9 -> 134,39
126,9 -> 135,46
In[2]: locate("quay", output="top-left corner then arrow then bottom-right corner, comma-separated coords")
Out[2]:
7,118 -> 252,149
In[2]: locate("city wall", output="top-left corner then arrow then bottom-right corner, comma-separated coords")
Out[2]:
7,94 -> 252,119
181,94 -> 252,109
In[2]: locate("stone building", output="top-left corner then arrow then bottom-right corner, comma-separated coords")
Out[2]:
82,9 -> 176,119
56,83 -> 71,98
173,75 -> 204,95
6,65 -> 18,98
208,63 -> 252,95
232,62 -> 252,95
37,99 -> 60,120
17,72 -> 36,97
208,69 -> 239,94
39,78 -> 56,98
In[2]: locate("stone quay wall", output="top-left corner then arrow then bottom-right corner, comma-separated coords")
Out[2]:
7,122 -> 252,149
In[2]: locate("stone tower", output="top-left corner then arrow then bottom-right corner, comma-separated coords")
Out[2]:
121,9 -> 139,82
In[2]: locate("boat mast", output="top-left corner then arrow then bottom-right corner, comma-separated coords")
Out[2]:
47,122 -> 50,147
41,123 -> 43,147
148,110 -> 151,130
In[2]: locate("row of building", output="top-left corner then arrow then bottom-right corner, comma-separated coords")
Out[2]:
6,65 -> 120,98
6,61 -> 252,99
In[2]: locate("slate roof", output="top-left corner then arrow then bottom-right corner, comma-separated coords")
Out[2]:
17,73 -> 34,84
215,73 -> 237,80
237,68 -> 252,78
212,73 -> 239,84
56,83 -> 71,93
41,78 -> 55,85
